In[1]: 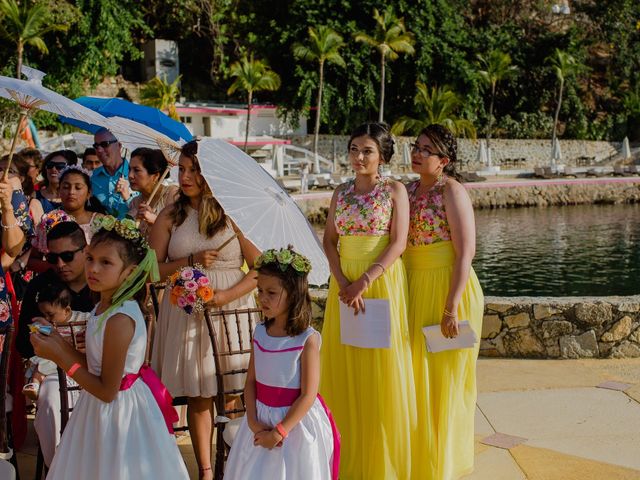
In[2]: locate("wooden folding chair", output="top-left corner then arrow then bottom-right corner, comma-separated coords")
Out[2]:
0,326 -> 20,477
203,307 -> 261,480
55,320 -> 87,434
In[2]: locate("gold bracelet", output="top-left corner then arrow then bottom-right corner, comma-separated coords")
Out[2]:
372,262 -> 385,274
362,271 -> 372,287
443,308 -> 457,318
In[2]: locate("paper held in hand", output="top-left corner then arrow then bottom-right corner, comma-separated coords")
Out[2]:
422,321 -> 478,353
340,299 -> 391,349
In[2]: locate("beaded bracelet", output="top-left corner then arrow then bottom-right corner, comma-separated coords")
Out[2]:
362,271 -> 372,287
372,262 -> 385,274
1,220 -> 19,230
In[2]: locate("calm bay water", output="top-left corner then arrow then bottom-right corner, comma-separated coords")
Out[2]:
473,204 -> 640,297
313,204 -> 640,296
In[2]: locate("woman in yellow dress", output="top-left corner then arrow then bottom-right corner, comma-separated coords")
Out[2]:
320,122 -> 416,479
404,124 -> 484,480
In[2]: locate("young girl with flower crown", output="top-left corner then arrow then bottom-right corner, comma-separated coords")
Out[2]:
30,216 -> 189,479
224,247 -> 340,480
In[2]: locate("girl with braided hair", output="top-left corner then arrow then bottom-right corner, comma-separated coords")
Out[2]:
404,124 -> 484,479
31,216 -> 189,479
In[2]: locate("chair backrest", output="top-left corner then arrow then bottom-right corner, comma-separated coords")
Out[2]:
146,283 -> 166,364
203,307 -> 262,412
0,327 -> 12,456
55,320 -> 87,434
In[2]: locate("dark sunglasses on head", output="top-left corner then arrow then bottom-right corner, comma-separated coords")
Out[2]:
46,161 -> 68,170
45,246 -> 84,264
93,139 -> 118,150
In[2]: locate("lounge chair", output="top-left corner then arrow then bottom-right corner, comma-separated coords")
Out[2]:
613,165 -> 630,177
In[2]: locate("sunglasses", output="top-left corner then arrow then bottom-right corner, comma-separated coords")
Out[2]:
45,246 -> 83,264
46,161 -> 68,170
93,139 -> 118,150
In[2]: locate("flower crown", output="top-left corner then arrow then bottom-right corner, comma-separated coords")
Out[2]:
32,209 -> 75,253
91,215 -> 149,254
60,164 -> 92,178
254,246 -> 312,275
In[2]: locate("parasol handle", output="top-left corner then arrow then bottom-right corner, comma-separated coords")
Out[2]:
3,111 -> 28,182
135,167 -> 171,228
217,232 -> 238,253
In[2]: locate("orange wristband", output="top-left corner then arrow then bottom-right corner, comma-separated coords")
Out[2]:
275,423 -> 288,440
67,363 -> 81,378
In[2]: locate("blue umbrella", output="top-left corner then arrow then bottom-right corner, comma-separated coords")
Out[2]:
58,96 -> 193,142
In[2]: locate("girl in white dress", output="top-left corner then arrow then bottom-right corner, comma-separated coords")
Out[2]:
30,215 -> 189,480
224,247 -> 340,480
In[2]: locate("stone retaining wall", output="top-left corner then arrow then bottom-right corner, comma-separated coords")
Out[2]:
284,135 -> 623,169
309,290 -> 640,359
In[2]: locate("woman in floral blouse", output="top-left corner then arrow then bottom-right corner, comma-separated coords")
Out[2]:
404,124 -> 483,480
320,122 -> 416,479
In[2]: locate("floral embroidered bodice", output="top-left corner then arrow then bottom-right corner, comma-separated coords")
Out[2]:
334,177 -> 393,236
407,176 -> 451,246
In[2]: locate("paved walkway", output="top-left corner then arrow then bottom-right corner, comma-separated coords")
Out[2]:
13,358 -> 640,479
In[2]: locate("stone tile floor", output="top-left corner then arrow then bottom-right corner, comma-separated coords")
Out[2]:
11,358 -> 640,479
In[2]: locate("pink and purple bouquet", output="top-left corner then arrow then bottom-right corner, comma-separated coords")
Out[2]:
168,265 -> 214,315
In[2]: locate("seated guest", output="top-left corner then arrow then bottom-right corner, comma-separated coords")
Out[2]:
36,150 -> 77,214
16,221 -> 96,467
91,128 -> 137,218
81,147 -> 101,172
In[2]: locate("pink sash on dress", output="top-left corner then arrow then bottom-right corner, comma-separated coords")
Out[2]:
256,381 -> 341,480
120,365 -> 178,434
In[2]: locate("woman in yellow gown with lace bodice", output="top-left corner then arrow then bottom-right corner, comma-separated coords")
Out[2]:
320,122 -> 416,479
404,124 -> 484,480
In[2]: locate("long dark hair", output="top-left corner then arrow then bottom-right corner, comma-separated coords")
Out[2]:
348,122 -> 395,164
171,140 -> 228,238
418,124 -> 461,180
59,168 -> 107,214
130,148 -> 167,175
258,263 -> 312,337
11,155 -> 35,196
41,150 -> 77,187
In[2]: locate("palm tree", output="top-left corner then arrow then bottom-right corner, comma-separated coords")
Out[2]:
547,49 -> 583,150
0,0 -> 68,78
293,26 -> 346,173
140,75 -> 182,120
355,7 -> 415,122
477,50 -> 517,149
391,81 -> 476,138
227,54 -> 281,152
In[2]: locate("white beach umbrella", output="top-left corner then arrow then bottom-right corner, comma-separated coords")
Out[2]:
552,137 -> 563,165
477,140 -> 489,165
622,137 -> 631,159
197,137 -> 330,285
402,141 -> 411,166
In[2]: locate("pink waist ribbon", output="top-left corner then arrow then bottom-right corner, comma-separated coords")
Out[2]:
256,381 -> 341,480
120,365 -> 178,434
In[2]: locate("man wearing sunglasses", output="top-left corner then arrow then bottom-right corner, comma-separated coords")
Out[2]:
16,221 -> 96,467
90,128 -> 138,219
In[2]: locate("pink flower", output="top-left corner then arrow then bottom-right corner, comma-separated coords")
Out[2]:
177,297 -> 187,308
185,293 -> 197,305
197,276 -> 210,286
184,280 -> 198,291
181,269 -> 194,280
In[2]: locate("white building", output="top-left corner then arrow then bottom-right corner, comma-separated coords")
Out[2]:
177,103 -> 306,148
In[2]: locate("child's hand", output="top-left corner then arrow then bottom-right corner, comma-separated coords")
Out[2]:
254,429 -> 283,450
248,419 -> 271,435
30,322 -> 71,364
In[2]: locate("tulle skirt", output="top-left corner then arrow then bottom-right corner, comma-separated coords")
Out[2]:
404,241 -> 484,480
320,235 -> 416,479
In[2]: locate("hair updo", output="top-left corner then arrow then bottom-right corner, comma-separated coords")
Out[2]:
348,122 -> 395,164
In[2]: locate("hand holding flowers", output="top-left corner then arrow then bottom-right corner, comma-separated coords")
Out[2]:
168,265 -> 214,315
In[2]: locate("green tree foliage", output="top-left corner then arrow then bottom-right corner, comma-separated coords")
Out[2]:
227,55 -> 281,151
0,0 -> 70,78
293,26 -> 345,170
354,7 -> 415,122
140,75 -> 182,119
476,50 -> 517,148
547,49 -> 585,146
391,82 -> 476,138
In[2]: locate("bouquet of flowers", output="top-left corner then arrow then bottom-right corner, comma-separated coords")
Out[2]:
167,265 -> 214,315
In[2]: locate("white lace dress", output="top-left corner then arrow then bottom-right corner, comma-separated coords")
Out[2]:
46,301 -> 189,479
152,207 -> 257,397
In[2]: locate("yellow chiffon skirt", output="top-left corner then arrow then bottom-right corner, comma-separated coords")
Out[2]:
320,235 -> 417,480
404,241 -> 484,480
